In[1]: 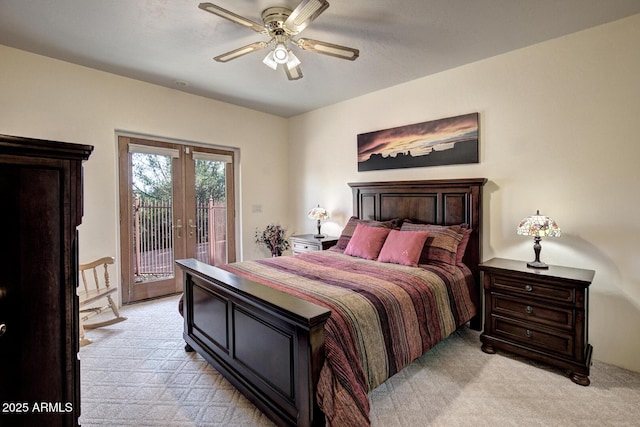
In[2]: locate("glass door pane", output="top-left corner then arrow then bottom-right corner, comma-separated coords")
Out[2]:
132,152 -> 175,282
193,157 -> 227,266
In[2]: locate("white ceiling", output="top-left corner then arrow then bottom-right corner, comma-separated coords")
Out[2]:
1,1 -> 639,118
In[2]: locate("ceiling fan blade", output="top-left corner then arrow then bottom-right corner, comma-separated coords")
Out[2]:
199,3 -> 266,34
296,38 -> 360,60
214,41 -> 268,62
284,0 -> 329,34
285,65 -> 303,80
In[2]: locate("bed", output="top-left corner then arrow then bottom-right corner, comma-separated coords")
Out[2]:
177,178 -> 486,426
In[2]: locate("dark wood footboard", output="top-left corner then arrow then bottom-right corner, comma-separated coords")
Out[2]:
176,258 -> 331,427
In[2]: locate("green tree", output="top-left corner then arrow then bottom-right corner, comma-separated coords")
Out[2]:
131,153 -> 226,203
132,152 -> 172,202
195,159 -> 226,203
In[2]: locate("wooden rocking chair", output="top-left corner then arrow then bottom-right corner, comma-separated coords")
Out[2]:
78,256 -> 127,346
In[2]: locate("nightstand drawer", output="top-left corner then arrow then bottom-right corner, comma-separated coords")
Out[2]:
491,315 -> 574,358
492,276 -> 575,304
290,235 -> 338,255
292,241 -> 320,253
492,294 -> 574,330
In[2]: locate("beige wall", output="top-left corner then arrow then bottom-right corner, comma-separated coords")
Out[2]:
1,13 -> 639,373
288,14 -> 640,372
0,44 -> 289,265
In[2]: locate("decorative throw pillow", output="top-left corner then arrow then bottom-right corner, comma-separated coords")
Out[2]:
377,229 -> 430,267
400,222 -> 468,265
335,216 -> 399,250
344,223 -> 391,260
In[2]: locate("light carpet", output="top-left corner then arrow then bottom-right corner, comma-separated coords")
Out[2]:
79,294 -> 640,426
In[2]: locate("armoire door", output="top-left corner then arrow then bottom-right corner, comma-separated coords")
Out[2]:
0,134 -> 92,427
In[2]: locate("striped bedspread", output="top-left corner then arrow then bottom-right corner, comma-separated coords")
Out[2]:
220,249 -> 477,426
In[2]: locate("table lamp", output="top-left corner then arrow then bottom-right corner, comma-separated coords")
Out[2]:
517,210 -> 561,269
308,205 -> 329,238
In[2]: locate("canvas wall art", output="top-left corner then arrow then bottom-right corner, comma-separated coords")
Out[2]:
357,112 -> 479,171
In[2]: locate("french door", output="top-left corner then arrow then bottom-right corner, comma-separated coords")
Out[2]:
118,136 -> 236,303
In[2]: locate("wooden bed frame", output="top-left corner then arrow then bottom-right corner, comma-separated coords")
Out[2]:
177,178 -> 486,427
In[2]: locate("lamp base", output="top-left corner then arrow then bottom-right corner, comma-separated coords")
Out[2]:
527,260 -> 549,269
527,236 -> 548,269
314,234 -> 325,239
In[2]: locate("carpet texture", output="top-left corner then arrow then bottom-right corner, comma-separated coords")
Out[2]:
79,294 -> 640,426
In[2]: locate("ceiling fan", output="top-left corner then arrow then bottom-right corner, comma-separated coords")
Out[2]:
198,0 -> 360,80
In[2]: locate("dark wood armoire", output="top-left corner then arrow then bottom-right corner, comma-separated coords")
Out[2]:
0,134 -> 93,427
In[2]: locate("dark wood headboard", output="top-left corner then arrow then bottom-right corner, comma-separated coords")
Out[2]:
349,178 -> 487,326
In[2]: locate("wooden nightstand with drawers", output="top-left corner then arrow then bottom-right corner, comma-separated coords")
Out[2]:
479,257 -> 595,385
290,234 -> 338,255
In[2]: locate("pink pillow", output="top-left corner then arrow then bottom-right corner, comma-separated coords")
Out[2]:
344,223 -> 391,260
377,229 -> 430,267
335,216 -> 399,250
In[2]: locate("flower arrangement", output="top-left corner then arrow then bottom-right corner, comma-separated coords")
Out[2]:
255,223 -> 290,257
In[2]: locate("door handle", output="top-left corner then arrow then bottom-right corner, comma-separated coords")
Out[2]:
188,219 -> 196,237
175,219 -> 182,238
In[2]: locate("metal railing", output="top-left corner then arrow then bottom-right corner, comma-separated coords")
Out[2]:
195,198 -> 227,266
134,197 -> 226,279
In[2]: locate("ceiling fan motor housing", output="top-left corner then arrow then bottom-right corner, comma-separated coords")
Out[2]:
261,7 -> 292,35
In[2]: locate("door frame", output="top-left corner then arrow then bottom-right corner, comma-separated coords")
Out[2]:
117,134 -> 239,303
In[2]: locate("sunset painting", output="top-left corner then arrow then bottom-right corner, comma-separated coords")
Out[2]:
357,113 -> 479,171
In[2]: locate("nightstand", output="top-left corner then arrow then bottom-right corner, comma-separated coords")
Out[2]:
290,234 -> 338,255
479,257 -> 595,385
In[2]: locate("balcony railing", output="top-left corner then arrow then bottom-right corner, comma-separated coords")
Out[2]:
133,197 -> 226,280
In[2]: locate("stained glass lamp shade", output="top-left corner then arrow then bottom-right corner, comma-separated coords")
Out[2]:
308,205 -> 329,238
517,210 -> 561,269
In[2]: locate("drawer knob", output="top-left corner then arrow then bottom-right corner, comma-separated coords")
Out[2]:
525,329 -> 533,338
525,284 -> 533,292
526,305 -> 533,314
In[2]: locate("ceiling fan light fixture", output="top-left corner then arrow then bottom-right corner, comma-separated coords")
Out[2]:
262,51 -> 278,70
286,50 -> 301,70
273,43 -> 289,64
